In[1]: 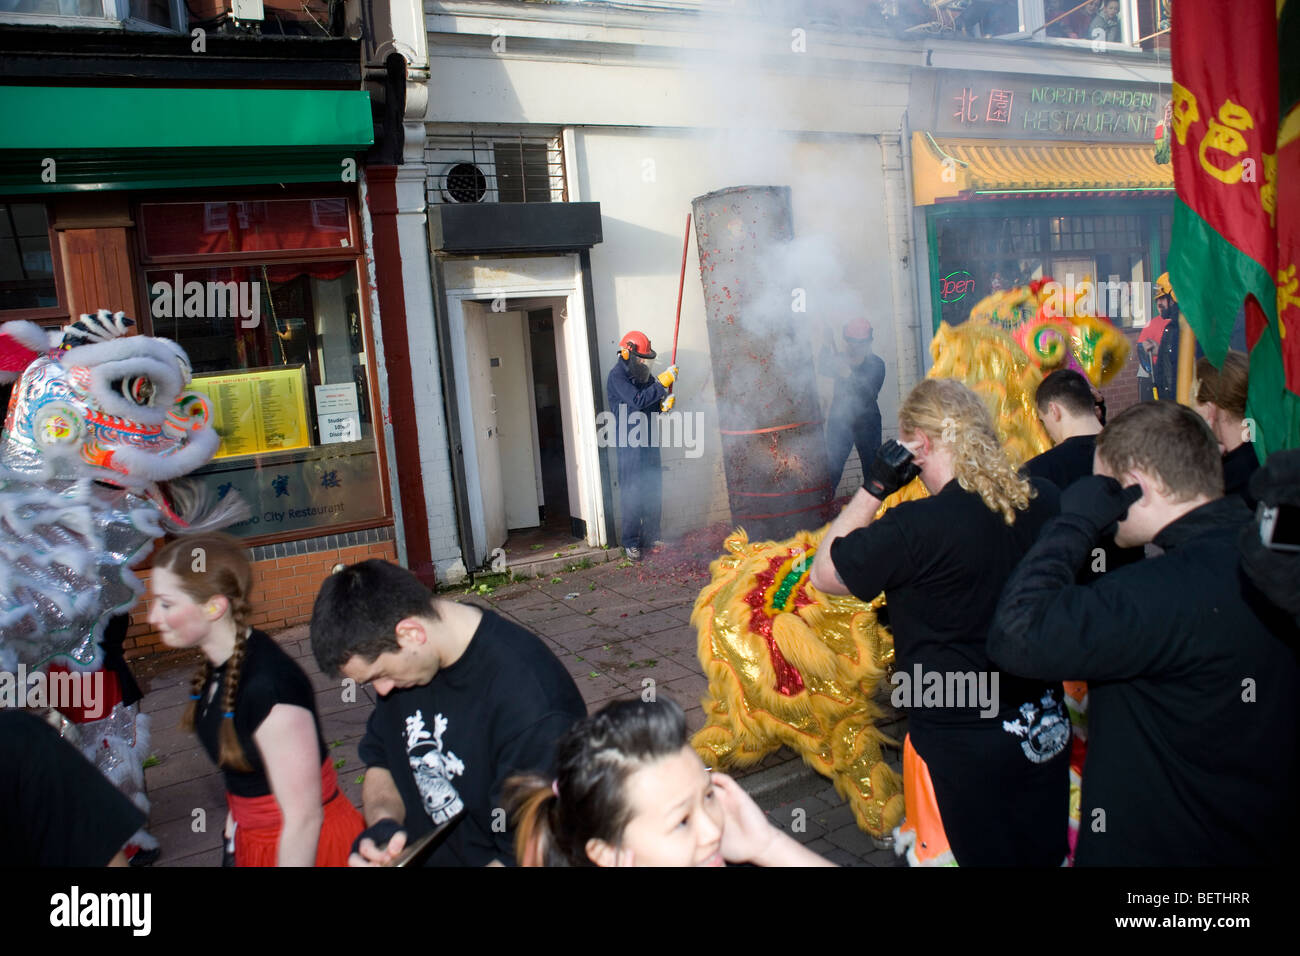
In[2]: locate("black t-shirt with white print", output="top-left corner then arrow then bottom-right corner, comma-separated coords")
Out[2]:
829,478 -> 1070,866
358,608 -> 587,866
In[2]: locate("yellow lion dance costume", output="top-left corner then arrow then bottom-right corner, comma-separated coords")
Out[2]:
691,280 -> 1129,838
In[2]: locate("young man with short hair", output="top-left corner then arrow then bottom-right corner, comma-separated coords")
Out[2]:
1024,369 -> 1104,491
989,402 -> 1299,865
311,560 -> 586,866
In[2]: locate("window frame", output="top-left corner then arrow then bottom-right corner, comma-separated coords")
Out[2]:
0,0 -> 185,30
926,197 -> 1174,334
0,198 -> 70,324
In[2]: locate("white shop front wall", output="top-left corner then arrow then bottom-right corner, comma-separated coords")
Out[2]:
571,126 -> 905,536
424,12 -> 917,556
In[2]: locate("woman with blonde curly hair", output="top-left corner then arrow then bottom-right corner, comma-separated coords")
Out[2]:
811,377 -> 1070,866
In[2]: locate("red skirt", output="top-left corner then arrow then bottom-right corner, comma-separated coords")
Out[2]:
226,758 -> 364,867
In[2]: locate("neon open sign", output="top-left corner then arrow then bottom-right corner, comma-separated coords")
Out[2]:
939,270 -> 976,303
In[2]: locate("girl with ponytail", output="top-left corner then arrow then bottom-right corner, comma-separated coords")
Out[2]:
149,533 -> 363,866
505,697 -> 833,867
810,377 -> 1070,867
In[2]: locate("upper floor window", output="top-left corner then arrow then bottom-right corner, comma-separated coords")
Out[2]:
0,0 -> 182,30
895,0 -> 1169,52
427,130 -> 567,205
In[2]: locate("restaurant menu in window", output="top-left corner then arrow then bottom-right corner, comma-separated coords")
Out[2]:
190,366 -> 311,458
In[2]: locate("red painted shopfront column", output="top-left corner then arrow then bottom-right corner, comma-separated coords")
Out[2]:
365,166 -> 436,587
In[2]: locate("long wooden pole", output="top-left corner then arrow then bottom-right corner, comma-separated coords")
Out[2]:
669,212 -> 692,389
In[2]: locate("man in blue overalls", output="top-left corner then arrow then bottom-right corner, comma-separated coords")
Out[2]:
606,330 -> 677,561
824,318 -> 886,492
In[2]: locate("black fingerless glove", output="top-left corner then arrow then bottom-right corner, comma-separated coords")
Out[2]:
350,818 -> 405,858
863,440 -> 920,500
1060,475 -> 1142,537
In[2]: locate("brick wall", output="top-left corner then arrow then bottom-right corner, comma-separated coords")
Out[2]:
1097,328 -> 1146,420
123,539 -> 398,660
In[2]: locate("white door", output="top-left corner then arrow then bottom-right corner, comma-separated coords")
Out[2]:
487,310 -> 542,530
463,302 -> 507,553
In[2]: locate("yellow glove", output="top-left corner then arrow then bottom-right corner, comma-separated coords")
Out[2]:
660,394 -> 676,412
657,365 -> 679,388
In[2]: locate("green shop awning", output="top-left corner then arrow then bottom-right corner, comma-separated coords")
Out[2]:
0,86 -> 373,194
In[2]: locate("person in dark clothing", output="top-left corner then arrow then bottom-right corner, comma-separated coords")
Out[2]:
605,330 -> 677,561
1023,369 -> 1140,862
152,533 -> 364,866
811,378 -> 1069,867
0,709 -> 145,866
823,319 -> 886,492
1194,351 -> 1259,508
311,558 -> 587,867
1026,369 -> 1142,574
1025,369 -> 1103,490
989,402 -> 1299,866
1153,274 -> 1181,401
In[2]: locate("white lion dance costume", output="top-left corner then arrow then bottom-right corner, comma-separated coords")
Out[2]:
0,310 -> 244,859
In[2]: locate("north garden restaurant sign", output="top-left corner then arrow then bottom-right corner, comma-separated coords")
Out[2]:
934,73 -> 1165,142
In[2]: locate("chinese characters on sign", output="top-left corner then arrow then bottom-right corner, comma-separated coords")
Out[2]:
954,87 -> 980,124
1171,83 -> 1275,223
986,88 -> 1013,125
955,87 -> 1014,125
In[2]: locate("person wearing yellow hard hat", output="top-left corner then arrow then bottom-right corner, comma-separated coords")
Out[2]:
1152,272 -> 1181,401
1136,273 -> 1174,401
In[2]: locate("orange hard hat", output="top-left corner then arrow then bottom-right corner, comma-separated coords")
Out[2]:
843,319 -> 873,342
619,330 -> 656,359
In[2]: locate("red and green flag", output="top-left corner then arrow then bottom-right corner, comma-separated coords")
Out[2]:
1168,0 -> 1300,457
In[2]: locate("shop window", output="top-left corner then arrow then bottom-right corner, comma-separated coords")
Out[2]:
140,196 -> 385,542
934,208 -> 1165,331
0,202 -> 62,316
139,199 -> 354,259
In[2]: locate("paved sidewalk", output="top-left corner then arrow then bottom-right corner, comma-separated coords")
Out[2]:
137,552 -> 905,867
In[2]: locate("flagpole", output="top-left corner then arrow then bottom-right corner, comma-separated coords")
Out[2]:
1175,316 -> 1197,406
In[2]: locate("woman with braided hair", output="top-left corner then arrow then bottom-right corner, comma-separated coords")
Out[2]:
810,378 -> 1070,866
148,533 -> 363,866
505,697 -> 833,867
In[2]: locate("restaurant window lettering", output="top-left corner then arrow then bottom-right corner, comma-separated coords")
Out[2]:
138,198 -> 385,539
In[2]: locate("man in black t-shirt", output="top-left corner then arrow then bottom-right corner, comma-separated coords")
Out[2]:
310,560 -> 586,867
1025,369 -> 1142,579
1025,369 -> 1103,491
0,710 -> 144,866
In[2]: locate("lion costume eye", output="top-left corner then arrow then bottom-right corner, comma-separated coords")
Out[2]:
118,375 -> 156,407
